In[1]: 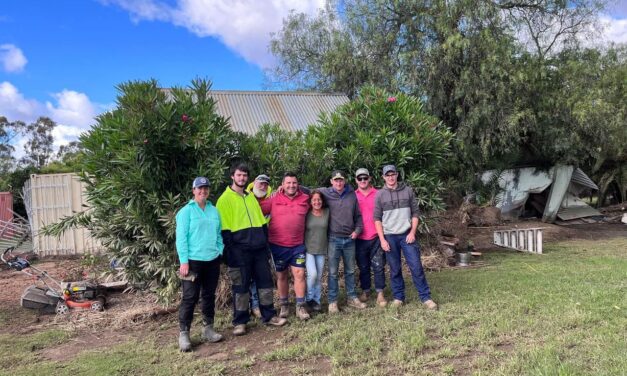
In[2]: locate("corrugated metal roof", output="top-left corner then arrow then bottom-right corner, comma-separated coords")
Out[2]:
163,89 -> 349,134
571,167 -> 599,190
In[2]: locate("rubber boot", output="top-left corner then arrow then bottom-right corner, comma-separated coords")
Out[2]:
202,325 -> 223,343
179,331 -> 192,352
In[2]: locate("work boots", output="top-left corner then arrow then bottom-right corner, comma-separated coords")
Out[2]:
296,304 -> 311,320
202,325 -> 223,343
376,292 -> 388,307
358,291 -> 370,303
179,331 -> 192,352
347,298 -> 367,309
279,303 -> 290,318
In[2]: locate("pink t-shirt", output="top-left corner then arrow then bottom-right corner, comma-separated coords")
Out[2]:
259,190 -> 310,247
356,187 -> 378,240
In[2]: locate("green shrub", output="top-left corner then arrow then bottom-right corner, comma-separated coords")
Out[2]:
45,79 -> 238,301
243,85 -> 453,213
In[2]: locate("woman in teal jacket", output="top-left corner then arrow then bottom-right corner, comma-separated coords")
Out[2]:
176,177 -> 224,352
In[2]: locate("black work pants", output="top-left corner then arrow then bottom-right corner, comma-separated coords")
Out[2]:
179,258 -> 221,331
227,246 -> 276,325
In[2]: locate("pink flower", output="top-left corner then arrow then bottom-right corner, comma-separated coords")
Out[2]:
143,139 -> 149,144
181,114 -> 190,123
387,96 -> 397,103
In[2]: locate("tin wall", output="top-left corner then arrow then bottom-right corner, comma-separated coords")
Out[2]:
27,173 -> 103,255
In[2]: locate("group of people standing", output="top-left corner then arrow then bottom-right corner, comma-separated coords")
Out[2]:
175,163 -> 437,352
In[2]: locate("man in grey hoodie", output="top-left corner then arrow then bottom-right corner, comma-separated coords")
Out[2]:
373,165 -> 438,310
318,170 -> 367,313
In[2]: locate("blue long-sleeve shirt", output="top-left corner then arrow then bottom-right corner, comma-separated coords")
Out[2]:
175,200 -> 224,263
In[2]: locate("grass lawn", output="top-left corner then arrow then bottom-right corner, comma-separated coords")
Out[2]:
1,237 -> 625,375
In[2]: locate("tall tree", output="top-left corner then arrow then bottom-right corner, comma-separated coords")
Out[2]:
20,117 -> 56,169
269,0 -> 613,176
0,116 -> 17,176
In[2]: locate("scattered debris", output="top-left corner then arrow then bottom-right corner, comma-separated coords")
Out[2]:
494,228 -> 544,254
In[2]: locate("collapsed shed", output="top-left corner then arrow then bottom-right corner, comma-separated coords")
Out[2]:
481,165 -> 602,223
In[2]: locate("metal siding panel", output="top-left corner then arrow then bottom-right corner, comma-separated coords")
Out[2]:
28,173 -> 103,255
0,192 -> 13,223
571,168 -> 599,190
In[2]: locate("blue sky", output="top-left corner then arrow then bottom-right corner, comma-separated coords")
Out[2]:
0,0 -> 625,153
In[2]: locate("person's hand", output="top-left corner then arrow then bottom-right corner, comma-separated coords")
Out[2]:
350,231 -> 358,239
406,232 -> 416,244
380,239 -> 391,252
179,263 -> 189,277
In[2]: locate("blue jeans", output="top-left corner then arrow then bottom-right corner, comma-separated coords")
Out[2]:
327,236 -> 357,303
355,238 -> 386,293
305,254 -> 325,304
385,233 -> 431,302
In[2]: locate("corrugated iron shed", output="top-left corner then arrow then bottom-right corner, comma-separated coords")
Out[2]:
163,89 -> 349,134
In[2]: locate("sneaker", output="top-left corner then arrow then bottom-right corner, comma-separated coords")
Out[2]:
391,299 -> 403,307
347,298 -> 367,309
328,302 -> 339,314
179,331 -> 192,352
296,305 -> 311,320
358,291 -> 370,303
279,304 -> 290,318
233,324 -> 247,336
252,307 -> 262,319
201,325 -> 223,343
265,316 -> 288,327
423,299 -> 438,311
311,301 -> 322,312
376,292 -> 388,307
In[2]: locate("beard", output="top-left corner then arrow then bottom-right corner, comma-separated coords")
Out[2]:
252,187 -> 267,198
233,180 -> 247,188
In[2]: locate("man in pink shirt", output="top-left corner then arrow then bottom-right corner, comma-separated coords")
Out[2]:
259,172 -> 311,320
354,168 -> 387,307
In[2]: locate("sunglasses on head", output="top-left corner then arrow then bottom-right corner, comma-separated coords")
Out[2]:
356,176 -> 369,182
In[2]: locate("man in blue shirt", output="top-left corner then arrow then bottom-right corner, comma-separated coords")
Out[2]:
176,177 -> 224,352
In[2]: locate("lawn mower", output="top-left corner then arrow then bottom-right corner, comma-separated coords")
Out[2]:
1,245 -> 107,314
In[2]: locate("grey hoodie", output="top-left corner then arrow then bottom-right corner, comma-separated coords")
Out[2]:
373,182 -> 420,235
319,185 -> 363,237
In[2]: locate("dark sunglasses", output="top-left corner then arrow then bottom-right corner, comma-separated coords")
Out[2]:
384,173 -> 397,177
356,176 -> 369,182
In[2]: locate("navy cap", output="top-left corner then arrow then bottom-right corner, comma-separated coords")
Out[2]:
193,177 -> 210,188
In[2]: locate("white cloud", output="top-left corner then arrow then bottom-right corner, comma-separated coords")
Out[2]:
600,16 -> 627,44
0,44 -> 27,73
0,82 -> 107,158
102,0 -> 326,68
46,90 -> 98,131
0,81 -> 42,122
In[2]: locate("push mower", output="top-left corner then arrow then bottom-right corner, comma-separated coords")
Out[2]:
1,245 -> 107,314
